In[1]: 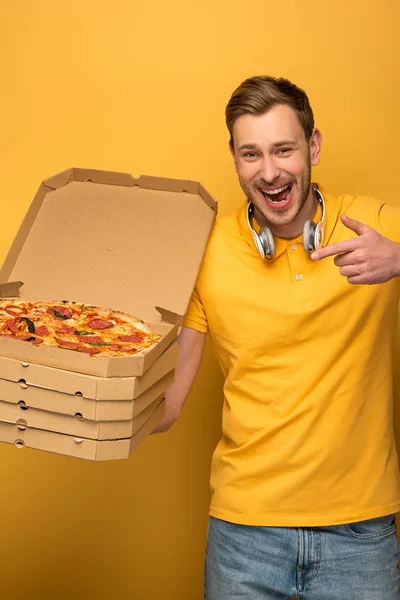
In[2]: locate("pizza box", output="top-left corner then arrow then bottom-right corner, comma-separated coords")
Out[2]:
0,340 -> 179,400
0,168 -> 217,377
0,398 -> 165,461
0,392 -> 163,440
0,370 -> 174,421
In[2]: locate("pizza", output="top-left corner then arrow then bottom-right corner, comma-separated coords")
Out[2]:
0,300 -> 161,357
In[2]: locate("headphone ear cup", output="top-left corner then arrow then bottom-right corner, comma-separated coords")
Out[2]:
259,227 -> 275,259
303,220 -> 316,252
251,231 -> 267,258
314,222 -> 324,250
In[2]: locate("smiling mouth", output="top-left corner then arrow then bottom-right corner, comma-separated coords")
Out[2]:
259,183 -> 293,204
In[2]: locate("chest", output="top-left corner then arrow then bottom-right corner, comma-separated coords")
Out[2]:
200,244 -> 399,353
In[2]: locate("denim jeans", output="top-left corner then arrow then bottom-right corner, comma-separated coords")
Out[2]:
205,514 -> 399,599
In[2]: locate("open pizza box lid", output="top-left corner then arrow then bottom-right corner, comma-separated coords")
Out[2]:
0,168 -> 217,377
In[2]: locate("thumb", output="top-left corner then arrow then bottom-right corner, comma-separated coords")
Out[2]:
341,213 -> 371,236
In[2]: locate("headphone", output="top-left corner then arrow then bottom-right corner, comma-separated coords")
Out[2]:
246,186 -> 326,259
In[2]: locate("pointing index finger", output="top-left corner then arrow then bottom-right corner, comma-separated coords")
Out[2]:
311,238 -> 358,260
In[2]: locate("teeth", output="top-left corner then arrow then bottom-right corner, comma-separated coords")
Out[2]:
262,184 -> 290,195
260,183 -> 291,204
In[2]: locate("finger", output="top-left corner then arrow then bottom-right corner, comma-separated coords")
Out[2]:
346,274 -> 370,285
341,214 -> 371,236
334,253 -> 355,267
311,238 -> 358,260
339,265 -> 361,277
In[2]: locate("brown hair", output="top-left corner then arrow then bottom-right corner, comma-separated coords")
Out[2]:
226,76 -> 314,147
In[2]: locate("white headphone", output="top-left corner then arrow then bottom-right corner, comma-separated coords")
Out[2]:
246,186 -> 326,259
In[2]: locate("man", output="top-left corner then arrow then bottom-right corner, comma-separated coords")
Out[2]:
155,76 -> 400,599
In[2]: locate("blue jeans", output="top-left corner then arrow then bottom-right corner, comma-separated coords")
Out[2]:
205,515 -> 399,599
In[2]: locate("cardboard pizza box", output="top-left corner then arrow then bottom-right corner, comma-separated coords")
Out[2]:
0,398 -> 165,461
0,168 -> 217,377
0,370 -> 173,421
0,340 -> 179,400
0,393 -> 163,440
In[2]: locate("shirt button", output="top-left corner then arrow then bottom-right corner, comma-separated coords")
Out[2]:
295,273 -> 303,281
291,243 -> 298,250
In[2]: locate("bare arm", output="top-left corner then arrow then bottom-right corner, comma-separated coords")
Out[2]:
152,326 -> 207,433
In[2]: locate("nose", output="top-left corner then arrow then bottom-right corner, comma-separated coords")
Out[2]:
259,157 -> 280,183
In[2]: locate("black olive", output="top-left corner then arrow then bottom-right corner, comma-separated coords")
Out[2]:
20,318 -> 35,333
53,310 -> 69,320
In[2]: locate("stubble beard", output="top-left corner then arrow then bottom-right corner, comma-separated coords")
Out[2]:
240,164 -> 312,229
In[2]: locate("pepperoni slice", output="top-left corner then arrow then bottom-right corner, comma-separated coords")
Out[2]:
108,345 -> 138,354
87,319 -> 114,330
76,346 -> 101,355
108,345 -> 125,352
35,326 -> 50,337
5,308 -> 27,317
55,338 -> 79,349
76,335 -> 103,345
6,318 -> 21,333
32,338 -> 44,345
57,324 -> 76,334
47,306 -> 73,319
118,334 -> 143,343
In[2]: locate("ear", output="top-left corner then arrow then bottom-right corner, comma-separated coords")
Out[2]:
309,128 -> 322,167
229,141 -> 239,173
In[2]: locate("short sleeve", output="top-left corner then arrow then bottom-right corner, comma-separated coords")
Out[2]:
183,287 -> 208,333
378,203 -> 400,242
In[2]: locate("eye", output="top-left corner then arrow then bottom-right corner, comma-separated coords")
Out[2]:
242,152 -> 258,159
277,148 -> 293,155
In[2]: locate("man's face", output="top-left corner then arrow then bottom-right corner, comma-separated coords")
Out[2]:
230,104 -> 322,235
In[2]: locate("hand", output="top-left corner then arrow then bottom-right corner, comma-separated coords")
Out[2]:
310,214 -> 400,285
151,402 -> 181,434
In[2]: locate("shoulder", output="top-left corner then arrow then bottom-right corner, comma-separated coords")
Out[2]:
215,210 -> 241,235
320,185 -> 400,242
204,208 -> 243,250
334,190 -> 383,219
320,186 -> 388,233
336,191 -> 400,240
195,207 -> 245,287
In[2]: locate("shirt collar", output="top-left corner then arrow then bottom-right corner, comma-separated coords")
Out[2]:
236,183 -> 340,262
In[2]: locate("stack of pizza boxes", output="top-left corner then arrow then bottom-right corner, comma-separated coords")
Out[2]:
0,169 -> 216,461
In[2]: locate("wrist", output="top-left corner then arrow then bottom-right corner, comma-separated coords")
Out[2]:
151,404 -> 181,434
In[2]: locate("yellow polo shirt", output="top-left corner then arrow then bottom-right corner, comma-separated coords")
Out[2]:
184,185 -> 400,526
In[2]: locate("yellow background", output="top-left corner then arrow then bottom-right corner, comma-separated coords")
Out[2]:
0,1 -> 399,598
